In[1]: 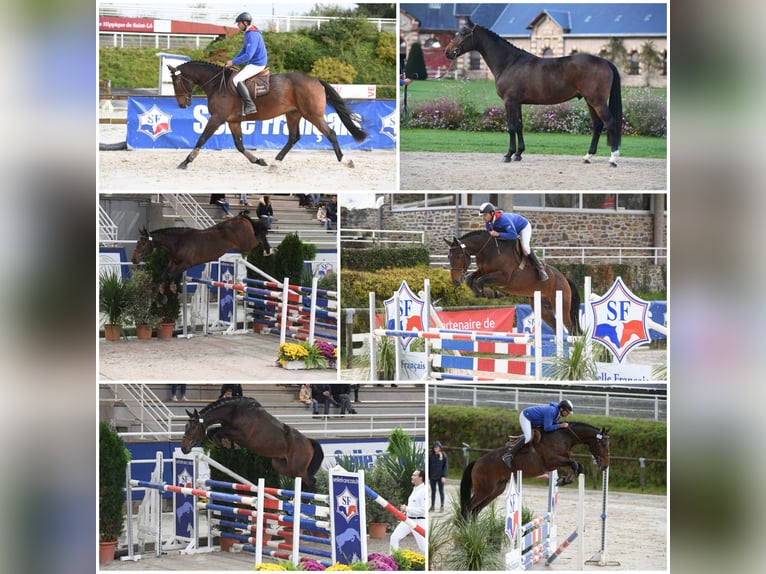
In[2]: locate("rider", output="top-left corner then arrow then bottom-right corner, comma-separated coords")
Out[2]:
225,12 -> 267,115
479,202 -> 548,281
502,399 -> 574,468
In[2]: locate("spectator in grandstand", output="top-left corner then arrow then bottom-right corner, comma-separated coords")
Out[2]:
210,194 -> 231,217
171,384 -> 187,401
219,384 -> 243,399
325,195 -> 337,232
256,195 -> 274,229
331,384 -> 357,415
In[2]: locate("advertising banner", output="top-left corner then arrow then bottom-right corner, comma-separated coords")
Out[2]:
127,97 -> 396,150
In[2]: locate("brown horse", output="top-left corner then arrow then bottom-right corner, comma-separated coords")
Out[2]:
181,397 -> 325,490
445,18 -> 622,166
444,231 -> 581,334
460,422 -> 610,518
131,214 -> 271,279
167,60 -> 369,169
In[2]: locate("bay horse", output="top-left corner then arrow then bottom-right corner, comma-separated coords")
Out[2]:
460,422 -> 610,518
444,231 -> 581,334
131,214 -> 271,279
181,397 -> 325,490
445,18 -> 622,166
167,60 -> 369,169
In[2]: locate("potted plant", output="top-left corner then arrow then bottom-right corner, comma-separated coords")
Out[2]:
124,268 -> 159,339
141,249 -> 181,339
99,270 -> 128,341
99,421 -> 130,562
277,341 -> 328,370
364,462 -> 400,539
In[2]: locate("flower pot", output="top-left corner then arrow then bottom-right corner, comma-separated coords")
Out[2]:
135,324 -> 153,340
157,322 -> 175,339
220,534 -> 237,552
368,521 -> 387,539
282,360 -> 307,370
103,324 -> 122,341
99,540 -> 117,563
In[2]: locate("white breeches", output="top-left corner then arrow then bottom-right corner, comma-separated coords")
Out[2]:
519,225 -> 532,255
519,412 -> 533,443
389,520 -> 426,552
232,64 -> 265,85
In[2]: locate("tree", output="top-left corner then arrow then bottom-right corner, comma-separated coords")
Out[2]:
600,37 -> 628,73
404,41 -> 428,80
639,40 -> 663,87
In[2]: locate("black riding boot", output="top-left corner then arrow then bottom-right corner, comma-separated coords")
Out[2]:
502,439 -> 525,468
236,82 -> 257,115
528,250 -> 549,281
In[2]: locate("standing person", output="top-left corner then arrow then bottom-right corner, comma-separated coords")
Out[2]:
239,193 -> 249,206
389,469 -> 426,553
210,194 -> 231,217
225,12 -> 267,116
325,195 -> 337,232
219,384 -> 243,399
256,195 -> 274,229
399,33 -> 407,73
170,384 -> 187,401
502,400 -> 574,467
479,202 -> 548,281
428,441 -> 448,512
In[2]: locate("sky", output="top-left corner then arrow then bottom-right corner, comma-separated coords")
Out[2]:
98,2 -> 362,25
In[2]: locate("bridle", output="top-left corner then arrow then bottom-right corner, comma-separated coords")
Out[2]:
567,425 -> 609,467
171,69 -> 195,106
448,234 -> 495,277
445,24 -> 476,59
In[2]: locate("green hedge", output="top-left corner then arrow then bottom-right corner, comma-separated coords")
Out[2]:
341,245 -> 430,272
430,405 -> 666,493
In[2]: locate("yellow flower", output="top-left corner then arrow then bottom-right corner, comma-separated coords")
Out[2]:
325,563 -> 352,571
253,564 -> 287,571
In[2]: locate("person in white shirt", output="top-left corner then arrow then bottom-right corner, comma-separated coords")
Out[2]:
389,469 -> 426,552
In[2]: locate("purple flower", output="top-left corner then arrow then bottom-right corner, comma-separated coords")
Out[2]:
301,559 -> 327,570
367,553 -> 399,571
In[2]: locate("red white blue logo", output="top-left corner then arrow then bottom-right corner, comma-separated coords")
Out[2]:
504,474 -> 520,543
335,487 -> 359,523
590,277 -> 650,362
379,110 -> 397,142
384,280 -> 425,349
137,105 -> 172,140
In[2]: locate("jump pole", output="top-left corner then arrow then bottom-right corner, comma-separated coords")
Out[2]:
545,472 -> 585,568
585,467 -> 620,567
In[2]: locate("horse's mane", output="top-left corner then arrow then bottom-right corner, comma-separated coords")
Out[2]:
458,230 -> 490,241
473,24 -> 531,55
567,421 -> 604,434
183,60 -> 227,72
199,396 -> 262,415
149,226 -> 194,235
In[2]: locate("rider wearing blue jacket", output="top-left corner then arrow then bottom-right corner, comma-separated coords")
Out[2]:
480,202 -> 548,281
226,12 -> 268,115
502,400 -> 574,468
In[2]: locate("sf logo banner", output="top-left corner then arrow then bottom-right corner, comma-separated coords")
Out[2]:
590,277 -> 651,362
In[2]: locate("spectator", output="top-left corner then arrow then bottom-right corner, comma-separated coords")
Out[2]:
297,194 -> 312,208
309,193 -> 320,207
428,441 -> 448,512
310,384 -> 338,416
351,383 -> 360,403
390,469 -> 426,552
256,195 -> 274,229
210,194 -> 231,217
325,195 -> 337,232
331,384 -> 357,415
299,384 -> 317,411
239,193 -> 249,206
171,384 -> 187,401
219,384 -> 243,399
316,202 -> 327,225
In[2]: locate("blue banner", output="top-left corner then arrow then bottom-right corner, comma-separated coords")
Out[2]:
329,470 -> 365,564
127,97 -> 396,150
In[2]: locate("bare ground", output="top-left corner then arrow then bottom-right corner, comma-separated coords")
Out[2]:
400,152 -> 667,191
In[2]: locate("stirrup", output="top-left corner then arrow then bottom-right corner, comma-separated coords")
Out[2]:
502,451 -> 513,468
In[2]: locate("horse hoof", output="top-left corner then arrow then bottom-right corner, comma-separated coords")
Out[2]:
609,162 -> 618,168
345,159 -> 355,168
267,164 -> 279,173
502,155 -> 512,163
255,158 -> 268,167
177,163 -> 188,170
583,159 -> 591,164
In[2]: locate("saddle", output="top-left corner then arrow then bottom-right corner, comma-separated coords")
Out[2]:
229,68 -> 271,97
505,429 -> 542,449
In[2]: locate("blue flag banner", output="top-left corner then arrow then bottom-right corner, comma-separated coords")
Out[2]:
127,97 -> 396,150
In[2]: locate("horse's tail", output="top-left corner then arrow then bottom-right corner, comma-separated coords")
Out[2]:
566,277 -> 582,335
607,60 -> 623,149
319,79 -> 369,142
307,438 -> 325,478
459,461 -> 476,519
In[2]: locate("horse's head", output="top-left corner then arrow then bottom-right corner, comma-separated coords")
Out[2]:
587,426 -> 611,471
445,18 -> 478,59
443,236 -> 472,286
168,64 -> 194,108
131,226 -> 155,265
181,409 -> 206,454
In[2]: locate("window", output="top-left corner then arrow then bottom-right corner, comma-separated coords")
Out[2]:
392,194 -> 456,210
542,47 -> 554,58
470,51 -> 482,70
630,51 -> 640,75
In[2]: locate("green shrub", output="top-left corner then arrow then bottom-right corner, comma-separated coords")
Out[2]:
341,245 -> 430,271
248,233 -> 316,287
311,56 -> 357,83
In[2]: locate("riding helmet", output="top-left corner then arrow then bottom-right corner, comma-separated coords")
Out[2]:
479,202 -> 496,215
235,12 -> 252,24
559,399 -> 574,413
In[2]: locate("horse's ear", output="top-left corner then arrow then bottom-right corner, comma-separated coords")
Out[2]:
443,237 -> 452,246
139,226 -> 147,236
168,64 -> 176,73
185,409 -> 193,417
466,16 -> 474,28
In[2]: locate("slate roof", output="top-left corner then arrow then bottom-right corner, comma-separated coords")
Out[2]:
400,3 -> 666,36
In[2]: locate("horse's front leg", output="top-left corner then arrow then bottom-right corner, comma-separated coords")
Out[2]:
229,121 -> 268,166
502,101 -> 524,162
177,117 -> 224,170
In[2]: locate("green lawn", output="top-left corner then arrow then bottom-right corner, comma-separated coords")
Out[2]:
400,129 -> 666,159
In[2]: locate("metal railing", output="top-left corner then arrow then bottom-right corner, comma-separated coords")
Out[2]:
163,193 -> 215,229
108,384 -> 176,437
99,204 -> 119,243
429,383 -> 667,422
341,228 -> 425,247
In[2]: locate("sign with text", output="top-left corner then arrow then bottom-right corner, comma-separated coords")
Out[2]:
383,280 -> 425,351
590,277 -> 651,362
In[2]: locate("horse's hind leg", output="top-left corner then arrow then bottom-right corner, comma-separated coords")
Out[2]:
228,121 -> 268,166
274,111 -> 302,161
583,103 -> 605,164
502,101 -> 524,162
309,115 -> 344,162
